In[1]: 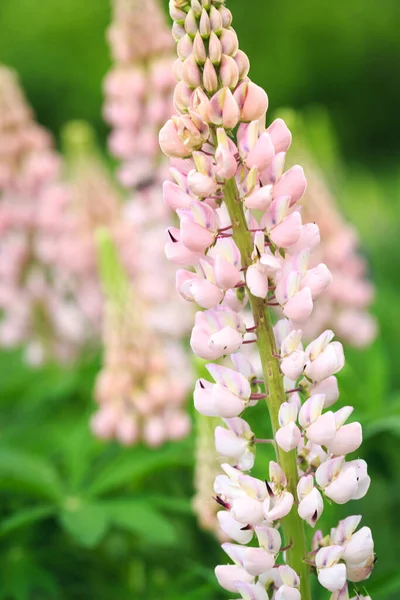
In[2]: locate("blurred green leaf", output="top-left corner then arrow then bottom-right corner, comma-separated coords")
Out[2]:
364,415 -> 400,439
59,501 -> 108,548
103,499 -> 177,545
367,570 -> 400,597
0,550 -> 59,600
0,449 -> 63,500
86,443 -> 192,497
0,505 -> 54,538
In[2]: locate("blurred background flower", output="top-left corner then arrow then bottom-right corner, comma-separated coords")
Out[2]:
0,0 -> 398,599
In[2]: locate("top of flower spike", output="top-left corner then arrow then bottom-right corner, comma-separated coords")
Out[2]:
108,0 -> 173,63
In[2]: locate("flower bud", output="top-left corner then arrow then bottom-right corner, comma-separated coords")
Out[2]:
234,49 -> 250,80
170,3 -> 187,22
305,341 -> 345,382
159,118 -> 191,158
172,22 -> 186,41
199,8 -> 211,37
301,263 -> 332,299
298,487 -> 324,526
187,170 -> 217,197
214,255 -> 241,289
209,326 -> 244,355
209,88 -> 240,129
242,547 -> 275,576
232,496 -> 265,525
273,166 -> 307,207
220,54 -> 240,89
182,55 -> 202,88
283,287 -> 313,322
246,133 -> 275,171
327,422 -> 363,456
342,526 -> 373,565
191,0 -> 202,17
191,87 -> 211,121
207,30 -> 222,65
309,376 -> 339,408
275,422 -> 301,452
266,118 -> 292,153
306,412 -> 337,445
275,585 -> 301,600
173,80 -> 193,113
184,9 -> 198,36
255,524 -> 282,554
209,5 -> 223,33
246,263 -> 269,299
346,555 -> 374,582
318,564 -> 347,592
325,466 -> 358,504
163,181 -> 192,211
180,217 -> 215,252
234,81 -> 269,122
244,185 -> 273,211
217,510 -> 253,544
280,350 -> 306,380
214,565 -> 253,592
177,34 -> 193,60
219,6 -> 233,27
192,32 -> 207,64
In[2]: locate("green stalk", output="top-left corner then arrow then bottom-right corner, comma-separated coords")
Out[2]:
223,178 -> 312,599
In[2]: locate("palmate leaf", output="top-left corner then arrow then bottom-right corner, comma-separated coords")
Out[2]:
103,499 -> 178,546
59,501 -> 109,548
0,550 -> 60,600
58,414 -> 102,491
364,415 -> 400,439
0,505 -> 55,537
0,448 -> 63,501
85,441 -> 192,498
59,497 -> 179,548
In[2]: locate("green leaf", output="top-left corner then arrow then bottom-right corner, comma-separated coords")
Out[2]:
0,449 -> 63,501
0,550 -> 60,600
0,505 -> 55,537
85,442 -> 192,498
367,570 -> 400,597
59,415 -> 100,491
364,415 -> 400,439
148,495 -> 193,515
59,501 -> 108,547
103,499 -> 177,545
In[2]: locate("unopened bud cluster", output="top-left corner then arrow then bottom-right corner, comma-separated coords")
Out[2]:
160,1 -> 374,597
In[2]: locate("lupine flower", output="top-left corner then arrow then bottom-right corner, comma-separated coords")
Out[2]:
160,2 -> 374,598
193,414 -> 229,539
0,67 -> 99,364
98,0 -> 193,446
285,111 -> 377,348
91,230 -> 190,446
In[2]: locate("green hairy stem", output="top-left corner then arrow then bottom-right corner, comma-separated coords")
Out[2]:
224,177 -> 312,599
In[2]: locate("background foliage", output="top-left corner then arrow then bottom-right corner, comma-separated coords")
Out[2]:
0,0 -> 399,598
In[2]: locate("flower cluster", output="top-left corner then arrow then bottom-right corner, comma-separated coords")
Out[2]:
91,231 -> 190,446
0,67 -> 99,364
293,133 -> 377,347
104,0 -> 175,189
192,414 -> 230,539
93,0 -> 193,446
160,1 -> 374,597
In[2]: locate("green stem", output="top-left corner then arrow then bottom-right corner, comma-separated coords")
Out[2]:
223,178 -> 312,599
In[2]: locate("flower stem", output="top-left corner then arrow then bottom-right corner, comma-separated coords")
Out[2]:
223,177 -> 312,599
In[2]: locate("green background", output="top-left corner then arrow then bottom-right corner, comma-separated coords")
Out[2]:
0,0 -> 399,598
